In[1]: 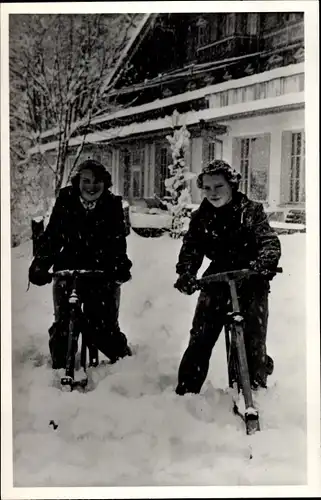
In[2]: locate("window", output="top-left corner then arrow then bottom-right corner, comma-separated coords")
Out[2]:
121,148 -> 131,198
121,146 -> 144,199
203,138 -> 223,170
198,25 -> 207,46
225,14 -> 236,36
160,147 -> 172,197
247,14 -> 258,35
131,148 -> 144,166
234,135 -> 270,201
263,13 -> 281,31
209,17 -> 218,42
208,140 -> 223,162
101,150 -> 113,179
240,139 -> 250,194
286,13 -> 302,24
289,132 -> 305,202
130,147 -> 145,199
132,167 -> 142,198
197,18 -> 209,47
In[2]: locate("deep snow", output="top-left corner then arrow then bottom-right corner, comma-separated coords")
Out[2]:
11,232 -> 306,487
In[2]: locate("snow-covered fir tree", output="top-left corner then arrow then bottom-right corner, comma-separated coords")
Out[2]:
164,123 -> 196,238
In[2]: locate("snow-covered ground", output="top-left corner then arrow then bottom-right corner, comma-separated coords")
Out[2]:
11,232 -> 306,487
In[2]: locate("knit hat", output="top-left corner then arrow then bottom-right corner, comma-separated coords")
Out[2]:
72,159 -> 112,189
196,160 -> 242,190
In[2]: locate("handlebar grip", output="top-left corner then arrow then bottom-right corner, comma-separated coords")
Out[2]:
195,266 -> 283,288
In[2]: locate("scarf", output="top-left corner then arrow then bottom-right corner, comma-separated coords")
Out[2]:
79,196 -> 98,212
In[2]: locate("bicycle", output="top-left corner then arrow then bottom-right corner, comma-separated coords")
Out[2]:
194,267 -> 283,435
51,269 -> 105,391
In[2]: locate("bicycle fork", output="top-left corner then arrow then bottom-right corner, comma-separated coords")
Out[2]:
61,283 -> 81,386
60,279 -> 98,389
226,279 -> 260,435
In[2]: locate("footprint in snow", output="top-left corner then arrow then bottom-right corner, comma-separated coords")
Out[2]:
184,389 -> 244,428
136,299 -> 153,317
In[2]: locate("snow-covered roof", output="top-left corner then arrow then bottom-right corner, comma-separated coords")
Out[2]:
92,62 -> 305,126
29,91 -> 304,155
39,62 -> 304,141
101,13 -> 158,95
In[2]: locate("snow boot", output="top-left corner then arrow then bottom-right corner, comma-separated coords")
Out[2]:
265,355 -> 274,376
175,384 -> 187,396
175,382 -> 199,396
109,344 -> 132,364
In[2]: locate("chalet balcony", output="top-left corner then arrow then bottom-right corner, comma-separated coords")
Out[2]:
206,67 -> 304,109
196,35 -> 260,63
262,21 -> 304,51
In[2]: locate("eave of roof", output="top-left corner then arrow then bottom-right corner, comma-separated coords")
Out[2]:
28,91 -> 304,155
39,62 -> 304,142
101,13 -> 159,95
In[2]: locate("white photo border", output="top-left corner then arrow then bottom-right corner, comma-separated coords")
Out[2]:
1,1 -> 320,498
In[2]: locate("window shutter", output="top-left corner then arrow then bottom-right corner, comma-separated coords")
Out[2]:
202,134 -> 209,167
280,131 -> 292,204
232,137 -> 241,174
120,148 -> 131,198
249,134 -> 270,202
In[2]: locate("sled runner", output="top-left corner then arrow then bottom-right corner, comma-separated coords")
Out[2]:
51,270 -> 103,391
195,267 -> 283,435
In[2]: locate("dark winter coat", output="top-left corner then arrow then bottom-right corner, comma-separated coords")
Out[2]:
176,191 -> 281,279
30,186 -> 132,279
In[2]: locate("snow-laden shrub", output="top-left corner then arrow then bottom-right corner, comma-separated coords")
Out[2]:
164,125 -> 196,238
10,160 -> 55,247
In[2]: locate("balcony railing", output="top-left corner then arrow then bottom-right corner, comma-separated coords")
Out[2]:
196,35 -> 260,63
207,72 -> 304,109
263,21 -> 304,51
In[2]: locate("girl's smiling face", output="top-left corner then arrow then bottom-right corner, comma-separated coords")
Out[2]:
79,169 -> 104,202
202,173 -> 233,208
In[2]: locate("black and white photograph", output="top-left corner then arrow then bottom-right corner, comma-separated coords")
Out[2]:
1,1 -> 320,497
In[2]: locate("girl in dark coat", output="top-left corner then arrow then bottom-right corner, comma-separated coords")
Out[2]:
174,160 -> 281,395
29,159 -> 132,369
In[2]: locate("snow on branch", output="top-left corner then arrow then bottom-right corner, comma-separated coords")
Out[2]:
10,13 -> 141,196
164,118 -> 196,238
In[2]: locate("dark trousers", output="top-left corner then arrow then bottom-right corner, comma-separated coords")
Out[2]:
177,280 -> 270,394
49,276 -> 130,369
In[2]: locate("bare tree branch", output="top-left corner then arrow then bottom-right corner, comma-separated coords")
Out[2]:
10,13 -> 142,198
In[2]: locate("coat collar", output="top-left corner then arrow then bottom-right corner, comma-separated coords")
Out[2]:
200,191 -> 250,215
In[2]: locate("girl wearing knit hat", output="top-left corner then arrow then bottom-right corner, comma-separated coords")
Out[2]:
29,159 -> 132,372
174,160 -> 281,394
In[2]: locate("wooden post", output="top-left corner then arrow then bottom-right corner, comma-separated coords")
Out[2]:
31,217 -> 44,256
122,203 -> 131,237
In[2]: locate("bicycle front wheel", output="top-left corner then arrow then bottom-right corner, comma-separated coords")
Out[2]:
64,309 -> 80,382
225,325 -> 241,392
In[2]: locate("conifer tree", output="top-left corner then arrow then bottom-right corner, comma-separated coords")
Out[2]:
164,123 -> 196,238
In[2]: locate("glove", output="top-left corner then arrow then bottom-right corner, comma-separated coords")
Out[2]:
114,268 -> 132,285
249,261 -> 276,280
174,273 -> 198,295
29,263 -> 52,286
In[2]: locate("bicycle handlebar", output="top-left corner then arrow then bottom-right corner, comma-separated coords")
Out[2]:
196,267 -> 283,288
51,269 -> 105,278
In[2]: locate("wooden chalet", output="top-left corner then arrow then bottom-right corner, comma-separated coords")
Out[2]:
32,12 -> 305,210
